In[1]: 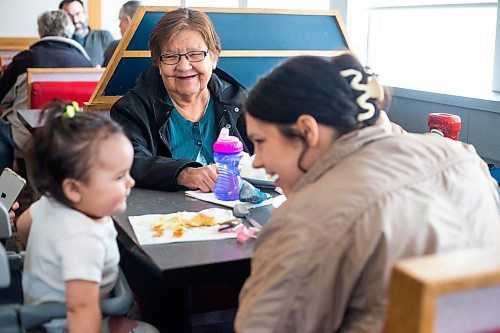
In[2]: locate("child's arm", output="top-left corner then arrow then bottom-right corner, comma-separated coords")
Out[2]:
66,279 -> 101,333
16,208 -> 32,245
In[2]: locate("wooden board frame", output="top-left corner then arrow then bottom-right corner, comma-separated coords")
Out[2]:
87,6 -> 351,111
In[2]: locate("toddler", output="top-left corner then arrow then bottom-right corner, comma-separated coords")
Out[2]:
17,101 -> 158,333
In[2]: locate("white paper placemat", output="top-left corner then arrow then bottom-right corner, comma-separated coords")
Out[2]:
185,190 -> 275,209
129,208 -> 236,245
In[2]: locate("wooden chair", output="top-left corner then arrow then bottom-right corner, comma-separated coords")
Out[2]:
26,67 -> 104,109
386,249 -> 500,333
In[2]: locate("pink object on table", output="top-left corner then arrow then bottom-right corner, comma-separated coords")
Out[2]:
234,224 -> 257,243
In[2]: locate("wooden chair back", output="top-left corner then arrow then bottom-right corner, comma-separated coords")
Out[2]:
386,249 -> 500,333
26,67 -> 104,109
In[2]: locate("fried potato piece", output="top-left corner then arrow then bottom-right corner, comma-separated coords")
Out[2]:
152,223 -> 164,231
173,226 -> 187,238
186,213 -> 216,227
150,212 -> 218,238
152,230 -> 164,237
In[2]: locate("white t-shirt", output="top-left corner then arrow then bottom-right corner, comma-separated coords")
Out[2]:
22,196 -> 119,306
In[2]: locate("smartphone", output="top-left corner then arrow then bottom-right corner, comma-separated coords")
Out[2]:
0,168 -> 26,212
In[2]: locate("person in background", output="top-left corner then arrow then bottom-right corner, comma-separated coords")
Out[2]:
0,10 -> 91,105
59,0 -> 113,67
102,0 -> 141,67
0,10 -> 92,169
235,54 -> 500,332
16,100 -> 158,333
111,7 -> 252,193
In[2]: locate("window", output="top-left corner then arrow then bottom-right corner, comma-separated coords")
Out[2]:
347,1 -> 499,95
185,0 -> 239,7
247,0 -> 330,10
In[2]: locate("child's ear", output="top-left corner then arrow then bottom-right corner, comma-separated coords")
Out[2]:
62,178 -> 82,203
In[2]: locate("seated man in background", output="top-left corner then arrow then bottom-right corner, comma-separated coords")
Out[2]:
59,0 -> 113,67
102,0 -> 141,67
0,10 -> 92,168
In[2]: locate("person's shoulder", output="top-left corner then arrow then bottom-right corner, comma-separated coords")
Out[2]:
111,65 -> 160,111
210,68 -> 247,102
90,29 -> 113,37
102,40 -> 120,66
89,29 -> 114,45
106,39 -> 120,50
212,68 -> 245,90
397,132 -> 479,159
132,65 -> 161,93
11,49 -> 33,64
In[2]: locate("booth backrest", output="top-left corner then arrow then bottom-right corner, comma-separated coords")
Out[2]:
87,7 -> 350,111
27,68 -> 104,109
386,249 -> 500,333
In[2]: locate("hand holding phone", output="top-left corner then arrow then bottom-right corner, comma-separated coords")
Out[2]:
0,168 -> 26,210
0,168 -> 26,238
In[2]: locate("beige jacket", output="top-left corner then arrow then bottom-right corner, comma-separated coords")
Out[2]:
1,73 -> 30,149
235,124 -> 500,333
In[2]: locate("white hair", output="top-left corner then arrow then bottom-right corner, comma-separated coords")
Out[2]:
37,10 -> 75,38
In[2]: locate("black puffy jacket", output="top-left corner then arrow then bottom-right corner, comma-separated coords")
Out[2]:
111,65 -> 253,191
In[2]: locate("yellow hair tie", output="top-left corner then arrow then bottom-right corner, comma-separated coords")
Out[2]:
63,101 -> 80,119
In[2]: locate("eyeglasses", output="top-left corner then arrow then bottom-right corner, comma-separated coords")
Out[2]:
159,50 -> 208,65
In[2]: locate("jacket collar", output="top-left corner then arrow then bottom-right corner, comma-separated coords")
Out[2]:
292,124 -> 396,193
30,36 -> 91,61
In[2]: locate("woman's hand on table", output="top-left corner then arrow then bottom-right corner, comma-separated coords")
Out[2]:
177,165 -> 218,192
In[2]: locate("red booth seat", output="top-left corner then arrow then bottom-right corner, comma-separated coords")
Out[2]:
30,81 -> 98,109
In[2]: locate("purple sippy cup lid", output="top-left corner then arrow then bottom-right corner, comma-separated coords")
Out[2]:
213,128 -> 243,153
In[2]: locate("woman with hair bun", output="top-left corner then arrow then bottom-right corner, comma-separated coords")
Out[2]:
235,53 -> 500,332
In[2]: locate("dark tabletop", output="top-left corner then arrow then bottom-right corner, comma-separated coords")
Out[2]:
113,188 -> 275,273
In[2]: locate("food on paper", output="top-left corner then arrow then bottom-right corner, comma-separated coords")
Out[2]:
129,208 -> 237,245
186,213 -> 216,227
173,226 -> 187,238
150,212 -> 220,238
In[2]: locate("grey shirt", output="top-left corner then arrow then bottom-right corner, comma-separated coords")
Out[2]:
102,39 -> 120,67
79,29 -> 114,67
